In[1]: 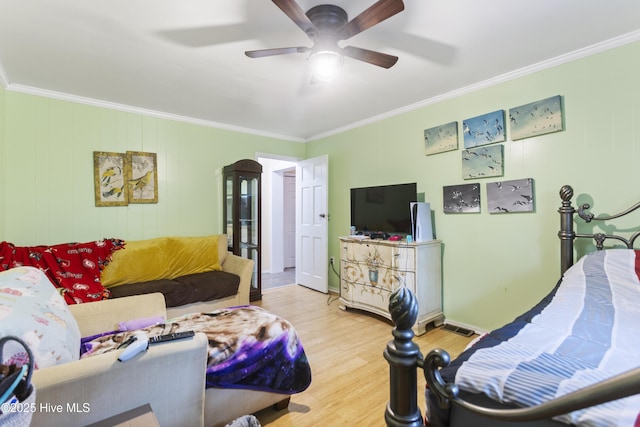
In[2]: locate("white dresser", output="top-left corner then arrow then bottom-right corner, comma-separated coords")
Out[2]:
338,237 -> 443,335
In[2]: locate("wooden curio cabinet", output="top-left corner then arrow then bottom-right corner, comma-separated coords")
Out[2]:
223,159 -> 262,301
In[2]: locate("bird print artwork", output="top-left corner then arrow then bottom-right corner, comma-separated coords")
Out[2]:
443,183 -> 481,213
486,178 -> 534,214
463,110 -> 506,148
424,121 -> 459,155
129,170 -> 153,196
100,165 -> 121,186
461,145 -> 503,179
94,152 -> 128,206
100,166 -> 125,200
127,152 -> 158,203
102,184 -> 124,199
509,95 -> 563,140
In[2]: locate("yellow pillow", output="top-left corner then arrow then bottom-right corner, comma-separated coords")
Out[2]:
101,235 -> 220,287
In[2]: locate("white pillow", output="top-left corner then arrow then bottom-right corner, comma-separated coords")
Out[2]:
0,267 -> 81,369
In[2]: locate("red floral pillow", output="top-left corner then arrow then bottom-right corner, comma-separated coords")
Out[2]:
0,239 -> 124,304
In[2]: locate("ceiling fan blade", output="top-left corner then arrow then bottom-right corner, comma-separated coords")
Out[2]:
338,0 -> 405,40
245,46 -> 310,58
342,46 -> 398,68
272,0 -> 317,36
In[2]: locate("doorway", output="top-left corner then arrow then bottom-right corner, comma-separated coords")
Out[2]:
258,156 -> 298,290
257,154 -> 329,293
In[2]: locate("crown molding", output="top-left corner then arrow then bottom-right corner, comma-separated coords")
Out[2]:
2,30 -> 639,143
4,83 -> 305,143
306,30 -> 640,142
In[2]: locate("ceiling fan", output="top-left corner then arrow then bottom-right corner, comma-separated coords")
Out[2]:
245,0 -> 405,81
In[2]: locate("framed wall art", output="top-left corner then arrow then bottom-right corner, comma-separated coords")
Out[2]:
127,151 -> 158,204
463,110 -> 505,148
486,178 -> 535,214
509,95 -> 563,140
443,183 -> 480,214
424,121 -> 458,155
93,151 -> 128,207
462,144 -> 504,180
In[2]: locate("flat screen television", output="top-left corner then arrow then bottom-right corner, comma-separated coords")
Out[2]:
350,182 -> 417,234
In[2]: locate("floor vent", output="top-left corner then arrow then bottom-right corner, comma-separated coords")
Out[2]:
441,324 -> 474,337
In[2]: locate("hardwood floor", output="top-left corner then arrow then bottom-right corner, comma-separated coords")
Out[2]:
253,285 -> 476,427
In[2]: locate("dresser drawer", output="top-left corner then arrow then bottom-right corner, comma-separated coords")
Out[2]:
341,241 -> 415,271
392,245 -> 415,271
351,283 -> 392,313
341,241 -> 392,268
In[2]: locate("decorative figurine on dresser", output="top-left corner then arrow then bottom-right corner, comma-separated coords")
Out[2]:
223,159 -> 262,301
338,236 -> 443,336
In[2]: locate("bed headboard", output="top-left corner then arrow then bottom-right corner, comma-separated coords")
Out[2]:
559,184 -> 640,274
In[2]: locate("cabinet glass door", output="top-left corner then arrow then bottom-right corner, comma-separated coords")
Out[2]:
239,175 -> 259,293
225,176 -> 234,250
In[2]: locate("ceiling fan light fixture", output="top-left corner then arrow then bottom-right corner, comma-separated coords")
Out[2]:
309,49 -> 343,82
246,1 -> 406,79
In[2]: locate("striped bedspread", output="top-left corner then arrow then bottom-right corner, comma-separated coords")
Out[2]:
454,249 -> 640,426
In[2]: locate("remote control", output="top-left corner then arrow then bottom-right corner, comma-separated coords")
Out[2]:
149,331 -> 195,344
118,336 -> 149,362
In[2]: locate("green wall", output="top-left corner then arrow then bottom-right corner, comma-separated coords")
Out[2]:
307,41 -> 640,331
0,91 -> 304,245
2,42 -> 639,332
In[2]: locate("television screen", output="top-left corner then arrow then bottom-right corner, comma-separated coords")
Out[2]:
350,183 -> 417,234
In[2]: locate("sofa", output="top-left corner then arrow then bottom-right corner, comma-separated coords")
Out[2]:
0,234 -> 253,315
100,234 -> 254,317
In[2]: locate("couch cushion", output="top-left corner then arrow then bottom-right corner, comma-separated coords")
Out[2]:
101,235 -> 222,287
0,267 -> 81,369
108,270 -> 240,308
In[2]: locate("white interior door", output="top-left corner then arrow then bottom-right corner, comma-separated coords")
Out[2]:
296,155 -> 329,293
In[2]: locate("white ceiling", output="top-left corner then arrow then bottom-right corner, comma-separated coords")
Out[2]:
1,1 -> 639,142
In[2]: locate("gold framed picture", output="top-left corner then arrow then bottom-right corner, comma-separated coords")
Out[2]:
93,151 -> 128,207
126,151 -> 158,204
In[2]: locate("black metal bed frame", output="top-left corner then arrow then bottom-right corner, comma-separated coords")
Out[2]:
385,184 -> 640,427
558,184 -> 640,274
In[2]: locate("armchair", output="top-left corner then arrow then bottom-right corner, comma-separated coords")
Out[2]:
31,293 -> 293,427
31,293 -> 208,427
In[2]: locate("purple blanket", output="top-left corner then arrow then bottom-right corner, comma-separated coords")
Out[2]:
81,306 -> 312,394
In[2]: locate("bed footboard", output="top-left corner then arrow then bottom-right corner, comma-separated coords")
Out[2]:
385,287 -> 640,426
